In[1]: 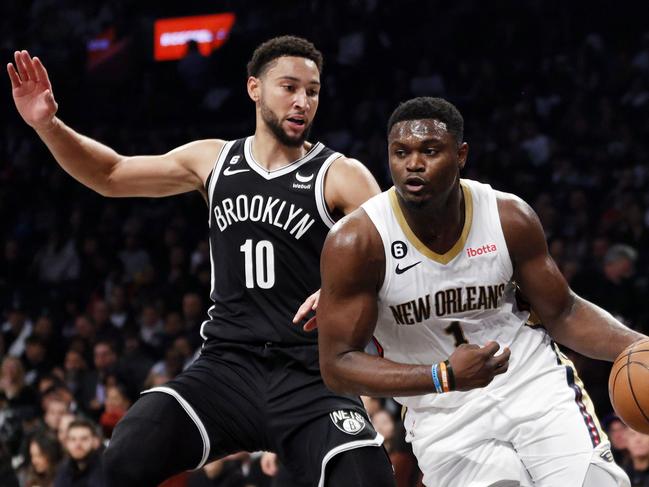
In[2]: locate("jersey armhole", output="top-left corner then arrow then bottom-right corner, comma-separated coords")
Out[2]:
315,153 -> 343,228
206,140 -> 235,225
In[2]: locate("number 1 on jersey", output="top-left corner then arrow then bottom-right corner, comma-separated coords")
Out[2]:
240,239 -> 275,289
445,321 -> 469,347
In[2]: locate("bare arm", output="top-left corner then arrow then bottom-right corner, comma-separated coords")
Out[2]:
324,157 -> 382,215
499,194 -> 646,361
318,210 -> 510,397
8,50 -> 220,198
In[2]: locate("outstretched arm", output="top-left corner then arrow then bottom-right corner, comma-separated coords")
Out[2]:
8,50 -> 220,198
317,210 -> 510,397
499,194 -> 646,361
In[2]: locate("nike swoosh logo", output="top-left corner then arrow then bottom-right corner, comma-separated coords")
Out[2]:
295,171 -> 314,183
223,167 -> 251,176
395,261 -> 421,275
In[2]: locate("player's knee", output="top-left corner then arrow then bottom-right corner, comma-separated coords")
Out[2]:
325,446 -> 395,487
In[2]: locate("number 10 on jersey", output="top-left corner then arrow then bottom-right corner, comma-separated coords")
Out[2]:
240,239 -> 275,289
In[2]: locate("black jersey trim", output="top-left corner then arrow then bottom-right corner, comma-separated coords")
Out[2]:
315,152 -> 342,228
243,136 -> 325,180
207,140 -> 237,226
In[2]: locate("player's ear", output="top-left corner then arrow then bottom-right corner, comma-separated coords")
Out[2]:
247,76 -> 261,103
458,142 -> 469,170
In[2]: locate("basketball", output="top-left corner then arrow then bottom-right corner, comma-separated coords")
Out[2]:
609,338 -> 649,433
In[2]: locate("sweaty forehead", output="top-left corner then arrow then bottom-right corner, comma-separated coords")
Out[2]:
264,56 -> 320,79
390,119 -> 448,142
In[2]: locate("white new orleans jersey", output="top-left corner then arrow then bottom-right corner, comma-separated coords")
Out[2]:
362,178 -> 557,409
362,179 -> 627,486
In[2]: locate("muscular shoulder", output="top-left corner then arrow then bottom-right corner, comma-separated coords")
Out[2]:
495,190 -> 547,262
168,138 -> 227,185
324,157 -> 381,215
323,207 -> 385,281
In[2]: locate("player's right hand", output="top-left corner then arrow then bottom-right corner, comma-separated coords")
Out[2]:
448,341 -> 510,391
260,452 -> 278,477
7,50 -> 58,131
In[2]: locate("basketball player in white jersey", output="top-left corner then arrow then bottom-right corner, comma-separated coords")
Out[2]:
317,97 -> 647,486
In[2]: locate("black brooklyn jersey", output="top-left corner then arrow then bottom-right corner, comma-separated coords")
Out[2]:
201,137 -> 341,345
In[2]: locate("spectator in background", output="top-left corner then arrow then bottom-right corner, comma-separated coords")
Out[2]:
22,335 -> 52,387
22,430 -> 63,487
89,300 -> 122,350
42,394 -> 70,434
63,349 -> 89,405
178,40 -> 209,94
80,341 -> 119,419
604,415 -> 630,465
625,429 -> 649,487
107,285 -> 133,330
573,244 -> 639,326
117,331 -> 154,395
54,419 -> 105,487
32,315 -> 65,367
138,303 -> 164,354
99,383 -> 130,439
2,305 -> 33,358
0,356 -> 38,420
181,292 -> 204,347
56,412 -> 76,449
118,234 -> 151,284
34,230 -> 80,284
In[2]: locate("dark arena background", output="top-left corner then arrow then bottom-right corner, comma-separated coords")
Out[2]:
1,1 -> 648,486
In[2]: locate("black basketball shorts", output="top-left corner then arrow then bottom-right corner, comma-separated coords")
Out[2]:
142,340 -> 383,486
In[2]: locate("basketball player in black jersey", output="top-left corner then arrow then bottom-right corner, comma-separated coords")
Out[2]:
8,37 -> 395,486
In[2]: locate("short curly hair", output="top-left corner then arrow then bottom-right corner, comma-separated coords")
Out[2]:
387,97 -> 464,144
247,35 -> 323,77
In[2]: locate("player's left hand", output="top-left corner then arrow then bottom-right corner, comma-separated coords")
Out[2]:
293,289 -> 320,331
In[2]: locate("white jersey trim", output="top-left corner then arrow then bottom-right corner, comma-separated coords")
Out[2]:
317,433 -> 384,487
207,140 -> 236,225
243,136 -> 324,180
314,152 -> 342,228
141,386 -> 211,470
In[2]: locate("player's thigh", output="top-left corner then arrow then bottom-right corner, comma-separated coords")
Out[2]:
511,396 -> 627,486
153,343 -> 269,462
105,391 -> 203,485
404,406 -> 532,487
271,403 -> 385,487
413,437 -> 532,487
325,446 -> 395,487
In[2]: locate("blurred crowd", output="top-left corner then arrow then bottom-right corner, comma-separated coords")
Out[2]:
1,0 -> 649,486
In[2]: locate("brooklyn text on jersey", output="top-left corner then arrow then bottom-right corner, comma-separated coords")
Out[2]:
213,194 -> 316,239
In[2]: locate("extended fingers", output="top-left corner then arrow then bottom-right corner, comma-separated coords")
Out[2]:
20,51 -> 38,81
7,62 -> 21,88
15,51 -> 30,80
33,57 -> 51,89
